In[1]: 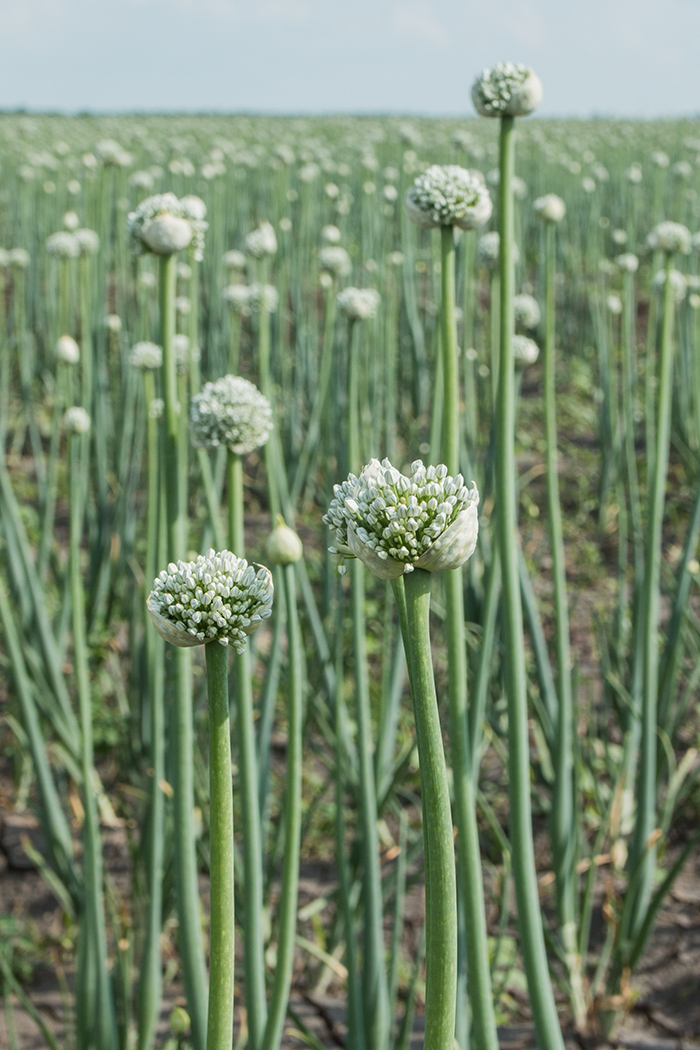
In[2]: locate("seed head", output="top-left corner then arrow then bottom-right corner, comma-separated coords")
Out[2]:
336,287 -> 380,320
245,221 -> 277,259
472,62 -> 542,118
533,194 -> 566,223
64,406 -> 91,434
222,249 -> 247,271
75,228 -> 100,256
127,193 -> 207,261
512,335 -> 539,368
129,341 -> 163,370
190,374 -> 273,455
652,268 -> 687,303
319,246 -> 352,278
647,221 -> 691,255
46,231 -> 80,259
324,458 -> 479,579
147,549 -> 274,651
55,335 -> 80,364
616,253 -> 639,273
405,165 -> 492,230
513,294 -> 541,331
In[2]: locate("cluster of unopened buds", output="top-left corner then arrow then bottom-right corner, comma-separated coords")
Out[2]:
324,458 -> 480,579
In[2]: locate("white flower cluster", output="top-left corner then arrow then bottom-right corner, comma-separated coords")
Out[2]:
46,231 -> 80,259
647,221 -> 691,255
222,249 -> 246,271
336,287 -> 380,320
147,549 -> 274,651
324,458 -> 479,579
652,268 -> 687,303
222,284 -> 252,315
405,166 -> 492,230
616,253 -> 639,273
129,341 -> 163,370
477,232 -> 519,270
513,294 -> 541,331
127,193 -> 208,261
319,246 -> 352,278
64,406 -> 91,434
512,335 -> 539,367
190,374 -> 273,454
533,194 -> 566,223
55,335 -> 80,364
472,62 -> 543,118
9,249 -> 30,269
248,283 -> 279,313
321,224 -> 341,245
75,228 -> 100,256
245,221 -> 277,258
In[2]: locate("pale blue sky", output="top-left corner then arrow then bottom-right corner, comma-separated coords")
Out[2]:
0,0 -> 698,117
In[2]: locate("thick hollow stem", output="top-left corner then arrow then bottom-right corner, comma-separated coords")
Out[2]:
403,568 -> 456,1050
496,114 -> 565,1050
206,641 -> 235,1050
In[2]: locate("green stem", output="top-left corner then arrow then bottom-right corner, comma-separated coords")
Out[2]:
260,564 -> 303,1050
160,250 -> 208,1050
627,253 -> 676,941
440,226 -> 497,1050
70,434 -> 116,1050
496,114 -> 564,1050
403,568 -> 456,1050
206,642 -> 235,1050
543,221 -> 586,1029
228,448 -> 267,1050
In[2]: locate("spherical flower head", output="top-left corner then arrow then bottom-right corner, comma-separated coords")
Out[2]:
147,549 -> 274,651
245,221 -> 277,259
105,314 -> 122,333
63,211 -> 79,232
477,232 -> 520,270
180,194 -> 207,221
9,248 -> 30,270
533,194 -> 566,223
149,398 -> 164,420
46,231 -> 80,259
472,62 -> 542,118
190,375 -> 273,455
267,516 -> 303,565
247,283 -> 279,314
323,458 -> 480,579
130,170 -> 155,192
174,334 -> 196,373
405,166 -> 492,230
651,151 -> 670,169
606,294 -> 623,316
127,193 -> 207,261
222,284 -> 252,316
319,246 -> 352,278
223,249 -> 246,271
513,293 -> 541,331
647,221 -> 691,256
336,287 -> 380,321
512,335 -> 539,368
581,176 -> 596,194
652,268 -> 687,303
64,406 -> 91,434
75,228 -> 100,256
616,252 -> 639,273
321,224 -> 342,245
129,341 -> 163,370
55,335 -> 80,365
0,249 -> 9,268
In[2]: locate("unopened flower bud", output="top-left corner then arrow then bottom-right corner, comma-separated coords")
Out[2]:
267,516 -> 303,565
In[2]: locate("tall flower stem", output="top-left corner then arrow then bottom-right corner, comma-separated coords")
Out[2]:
543,222 -> 586,1028
160,251 -> 208,1050
205,641 -> 235,1050
137,368 -> 166,1050
627,254 -> 677,939
403,568 -> 456,1050
69,431 -> 116,1050
260,563 -> 303,1050
228,452 -> 267,1050
440,226 -> 497,1050
496,114 -> 564,1050
347,320 -> 390,1050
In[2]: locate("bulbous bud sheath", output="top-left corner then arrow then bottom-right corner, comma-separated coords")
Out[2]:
472,62 -> 543,118
267,516 -> 303,565
324,458 -> 479,579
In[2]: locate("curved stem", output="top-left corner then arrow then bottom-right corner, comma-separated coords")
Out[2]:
403,568 -> 456,1050
496,114 -> 564,1050
206,641 -> 235,1050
